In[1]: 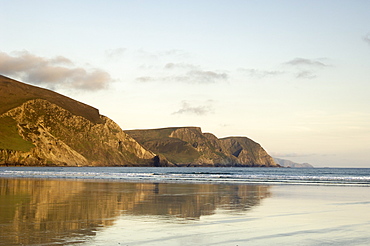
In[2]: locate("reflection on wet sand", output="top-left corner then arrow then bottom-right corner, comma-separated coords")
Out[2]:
0,178 -> 270,245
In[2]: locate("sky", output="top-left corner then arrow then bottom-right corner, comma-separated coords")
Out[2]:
1,0 -> 370,167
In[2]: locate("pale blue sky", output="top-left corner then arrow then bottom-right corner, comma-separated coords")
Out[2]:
1,0 -> 370,167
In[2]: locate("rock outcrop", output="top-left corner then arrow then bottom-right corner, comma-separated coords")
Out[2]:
126,127 -> 278,167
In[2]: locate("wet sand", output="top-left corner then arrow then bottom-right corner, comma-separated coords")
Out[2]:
0,178 -> 369,245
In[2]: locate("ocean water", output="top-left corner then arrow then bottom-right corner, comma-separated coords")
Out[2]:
1,167 -> 370,245
0,166 -> 369,186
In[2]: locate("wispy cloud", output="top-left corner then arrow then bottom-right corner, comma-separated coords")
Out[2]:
284,57 -> 329,79
185,70 -> 228,83
164,62 -> 197,70
136,62 -> 228,84
0,50 -> 112,91
105,48 -> 126,59
363,33 -> 370,45
137,49 -> 189,60
136,76 -> 155,82
296,70 -> 317,79
238,68 -> 284,78
172,100 -> 214,116
159,49 -> 190,58
285,58 -> 328,67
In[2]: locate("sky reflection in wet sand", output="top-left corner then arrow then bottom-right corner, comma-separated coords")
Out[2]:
82,185 -> 370,246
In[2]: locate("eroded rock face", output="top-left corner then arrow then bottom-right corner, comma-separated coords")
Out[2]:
0,99 -> 156,166
220,137 -> 277,167
126,127 -> 278,167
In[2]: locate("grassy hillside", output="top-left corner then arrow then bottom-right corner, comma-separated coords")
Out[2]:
0,75 -> 102,124
0,116 -> 34,151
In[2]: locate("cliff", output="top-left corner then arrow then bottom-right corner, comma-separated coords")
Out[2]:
126,127 -> 278,167
1,75 -> 277,167
0,75 -> 157,166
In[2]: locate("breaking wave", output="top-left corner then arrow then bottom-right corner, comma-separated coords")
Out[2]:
1,167 -> 370,186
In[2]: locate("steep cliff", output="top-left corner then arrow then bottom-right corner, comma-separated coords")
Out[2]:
126,127 -> 278,167
0,75 -> 277,167
220,137 -> 277,167
0,76 -> 156,166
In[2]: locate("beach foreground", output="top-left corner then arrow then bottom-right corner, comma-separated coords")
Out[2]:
0,178 -> 369,245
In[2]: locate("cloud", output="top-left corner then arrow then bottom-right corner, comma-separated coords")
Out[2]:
285,57 -> 328,67
238,68 -> 284,78
136,76 -> 155,82
105,48 -> 126,59
296,70 -> 317,79
136,49 -> 189,61
136,70 -> 228,84
164,62 -> 197,70
172,101 -> 214,116
186,70 -> 228,83
0,50 -> 112,91
159,49 -> 190,58
164,62 -> 228,83
284,57 -> 330,79
136,62 -> 228,84
363,33 -> 370,45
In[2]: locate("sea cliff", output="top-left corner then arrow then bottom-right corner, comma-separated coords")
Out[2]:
126,127 -> 278,167
0,75 -> 277,167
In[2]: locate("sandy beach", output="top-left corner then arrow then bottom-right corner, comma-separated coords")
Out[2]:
0,178 -> 369,245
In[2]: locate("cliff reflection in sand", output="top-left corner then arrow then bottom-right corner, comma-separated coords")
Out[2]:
0,178 -> 270,245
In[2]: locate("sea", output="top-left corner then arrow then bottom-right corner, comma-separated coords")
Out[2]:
1,166 -> 369,186
1,166 -> 370,245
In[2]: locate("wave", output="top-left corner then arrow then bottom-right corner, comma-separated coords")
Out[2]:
1,167 -> 370,186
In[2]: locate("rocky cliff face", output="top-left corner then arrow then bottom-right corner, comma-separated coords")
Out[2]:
0,76 -> 156,166
126,127 -> 278,167
0,75 -> 277,167
219,137 -> 277,167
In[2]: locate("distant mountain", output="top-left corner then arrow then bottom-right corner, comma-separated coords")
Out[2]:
0,75 -> 156,166
273,157 -> 313,168
126,127 -> 278,167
